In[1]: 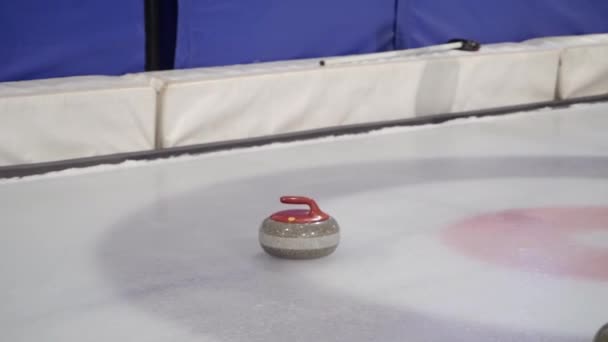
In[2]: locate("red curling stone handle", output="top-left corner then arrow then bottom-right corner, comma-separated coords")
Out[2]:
270,196 -> 330,223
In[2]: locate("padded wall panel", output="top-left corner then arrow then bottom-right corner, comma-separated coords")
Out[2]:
157,46 -> 559,148
0,76 -> 156,166
0,0 -> 145,82
523,33 -> 608,47
522,33 -> 608,99
559,43 -> 608,99
397,0 -> 608,49
175,0 -> 395,69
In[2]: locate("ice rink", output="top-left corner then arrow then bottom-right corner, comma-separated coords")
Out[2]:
1,101 -> 607,341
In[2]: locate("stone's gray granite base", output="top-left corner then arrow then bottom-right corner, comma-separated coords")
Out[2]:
261,245 -> 338,259
259,232 -> 340,250
259,216 -> 340,259
595,323 -> 608,342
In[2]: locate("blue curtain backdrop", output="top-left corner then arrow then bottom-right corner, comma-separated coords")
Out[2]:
174,0 -> 396,69
1,0 -> 608,81
397,0 -> 608,48
0,0 -> 145,82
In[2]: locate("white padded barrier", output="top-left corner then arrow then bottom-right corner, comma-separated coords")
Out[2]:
523,34 -> 608,99
523,33 -> 608,47
559,41 -> 608,99
153,45 -> 560,148
0,75 -> 156,166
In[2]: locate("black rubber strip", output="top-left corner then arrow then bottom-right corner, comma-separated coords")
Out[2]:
1,94 -> 607,179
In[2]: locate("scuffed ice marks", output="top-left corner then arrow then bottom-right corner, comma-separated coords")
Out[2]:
98,156 -> 607,341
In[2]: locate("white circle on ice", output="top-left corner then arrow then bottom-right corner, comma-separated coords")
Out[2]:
301,177 -> 608,337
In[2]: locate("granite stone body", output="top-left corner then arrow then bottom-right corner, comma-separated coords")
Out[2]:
595,323 -> 608,342
259,217 -> 340,259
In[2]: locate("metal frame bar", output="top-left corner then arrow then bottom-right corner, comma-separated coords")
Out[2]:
145,0 -> 162,71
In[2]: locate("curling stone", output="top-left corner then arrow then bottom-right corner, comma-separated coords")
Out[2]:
595,323 -> 608,342
259,196 -> 340,259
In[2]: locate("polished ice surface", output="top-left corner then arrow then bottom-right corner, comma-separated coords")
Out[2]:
1,103 -> 608,341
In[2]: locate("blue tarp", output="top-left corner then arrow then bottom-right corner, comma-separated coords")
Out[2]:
397,0 -> 608,48
174,0 -> 396,69
0,0 -> 145,82
2,1 -> 608,80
